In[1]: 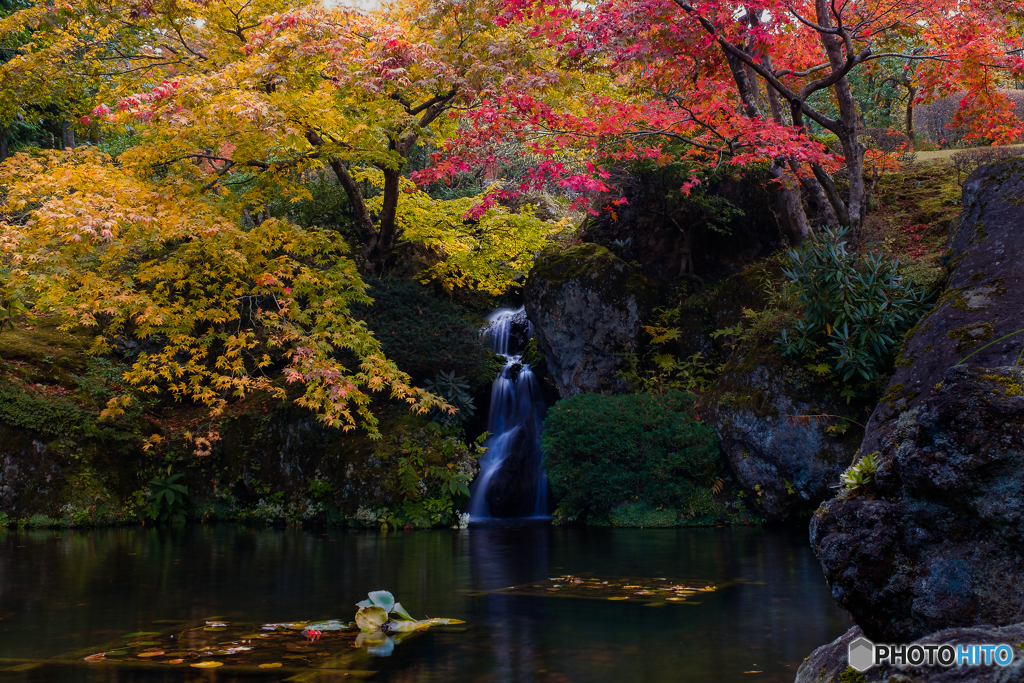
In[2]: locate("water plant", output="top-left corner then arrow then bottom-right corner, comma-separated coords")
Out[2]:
354,590 -> 464,656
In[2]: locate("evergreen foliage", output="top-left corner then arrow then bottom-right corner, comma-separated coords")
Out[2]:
777,228 -> 932,381
541,391 -> 720,523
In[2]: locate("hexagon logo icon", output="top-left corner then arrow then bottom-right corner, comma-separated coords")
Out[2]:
848,637 -> 875,672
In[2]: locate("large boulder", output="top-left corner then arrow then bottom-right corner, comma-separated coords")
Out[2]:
795,622 -> 1024,683
812,159 -> 1024,642
524,243 -> 655,397
705,338 -> 862,520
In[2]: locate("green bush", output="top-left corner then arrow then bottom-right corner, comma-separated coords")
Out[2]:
541,391 -> 721,524
776,228 -> 931,381
354,278 -> 496,384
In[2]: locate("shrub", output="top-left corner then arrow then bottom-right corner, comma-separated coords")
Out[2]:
541,391 -> 721,523
354,278 -> 495,385
776,228 -> 931,381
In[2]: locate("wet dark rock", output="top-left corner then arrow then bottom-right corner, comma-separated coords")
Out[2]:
795,622 -> 1024,682
812,159 -> 1024,642
524,243 -> 655,397
704,338 -> 861,521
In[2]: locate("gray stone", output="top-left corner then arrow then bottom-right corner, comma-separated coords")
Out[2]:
523,243 -> 654,397
812,159 -> 1024,642
704,344 -> 861,520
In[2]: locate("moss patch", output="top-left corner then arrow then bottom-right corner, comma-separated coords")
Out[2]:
948,322 -> 994,353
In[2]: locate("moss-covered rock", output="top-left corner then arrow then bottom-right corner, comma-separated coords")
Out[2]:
704,334 -> 862,521
524,243 -> 656,397
812,159 -> 1024,642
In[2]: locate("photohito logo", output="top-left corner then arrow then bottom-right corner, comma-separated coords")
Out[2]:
848,637 -> 1015,672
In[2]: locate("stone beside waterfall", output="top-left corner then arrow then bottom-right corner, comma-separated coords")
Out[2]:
524,243 -> 655,397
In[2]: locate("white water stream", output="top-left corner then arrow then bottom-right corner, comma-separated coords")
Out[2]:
468,308 -> 548,520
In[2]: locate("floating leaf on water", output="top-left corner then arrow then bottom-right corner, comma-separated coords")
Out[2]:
83,654 -> 105,662
623,585 -> 640,589
367,590 -> 395,613
387,620 -> 432,633
137,651 -> 165,658
203,626 -> 226,632
122,632 -> 161,638
259,663 -> 283,668
355,606 -> 388,632
608,596 -> 629,601
6,664 -> 39,672
167,659 -> 184,664
306,620 -> 351,631
286,623 -> 309,631
238,633 -> 269,639
283,654 -> 308,660
105,650 -> 128,657
190,661 -> 223,668
666,597 -> 686,602
286,644 -> 317,652
424,618 -> 464,626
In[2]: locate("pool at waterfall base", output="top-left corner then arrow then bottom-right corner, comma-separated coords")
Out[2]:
0,524 -> 852,682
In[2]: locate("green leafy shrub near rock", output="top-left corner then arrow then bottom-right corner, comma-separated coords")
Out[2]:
777,228 -> 932,381
541,391 -> 724,525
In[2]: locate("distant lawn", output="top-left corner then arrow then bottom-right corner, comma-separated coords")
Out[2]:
912,143 -> 1024,164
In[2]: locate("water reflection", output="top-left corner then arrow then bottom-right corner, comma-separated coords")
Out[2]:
0,524 -> 850,682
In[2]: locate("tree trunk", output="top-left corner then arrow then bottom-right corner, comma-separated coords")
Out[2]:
904,84 -> 918,145
61,120 -> 75,150
0,126 -> 7,163
363,168 -> 402,275
815,0 -> 863,230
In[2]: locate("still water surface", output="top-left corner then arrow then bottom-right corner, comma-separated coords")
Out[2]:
0,524 -> 850,682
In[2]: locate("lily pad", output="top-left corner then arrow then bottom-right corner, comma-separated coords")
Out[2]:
391,603 -> 415,621
190,661 -> 223,668
608,596 -> 629,601
355,606 -> 388,632
306,620 -> 350,631
203,626 -> 226,632
122,631 -> 161,638
105,650 -> 128,657
83,654 -> 105,662
167,659 -> 185,664
367,590 -> 395,612
259,662 -> 283,668
137,651 -> 165,658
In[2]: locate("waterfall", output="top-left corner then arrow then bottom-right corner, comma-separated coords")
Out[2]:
468,307 -> 548,520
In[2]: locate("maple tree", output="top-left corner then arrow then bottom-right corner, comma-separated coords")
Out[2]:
0,0 -> 569,439
421,0 -> 1024,238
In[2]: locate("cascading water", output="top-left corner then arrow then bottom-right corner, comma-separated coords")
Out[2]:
468,307 -> 549,520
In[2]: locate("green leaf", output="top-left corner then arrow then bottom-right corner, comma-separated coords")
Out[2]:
367,590 -> 395,612
355,606 -> 389,632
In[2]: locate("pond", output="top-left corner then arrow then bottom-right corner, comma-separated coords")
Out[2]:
0,523 -> 851,682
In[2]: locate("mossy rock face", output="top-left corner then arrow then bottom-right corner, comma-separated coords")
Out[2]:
704,336 -> 861,521
524,243 -> 655,397
813,160 -> 1024,643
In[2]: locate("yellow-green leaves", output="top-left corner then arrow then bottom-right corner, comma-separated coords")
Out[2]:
0,149 -> 445,439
